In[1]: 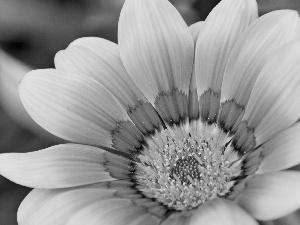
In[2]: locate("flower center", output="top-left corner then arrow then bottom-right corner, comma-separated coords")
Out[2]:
135,123 -> 239,211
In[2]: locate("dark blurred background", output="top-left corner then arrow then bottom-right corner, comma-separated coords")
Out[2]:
0,0 -> 300,224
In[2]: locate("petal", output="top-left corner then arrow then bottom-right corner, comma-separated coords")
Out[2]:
18,182 -> 161,225
189,199 -> 258,225
19,69 -> 143,153
193,0 -> 257,124
219,10 -> 300,133
237,171 -> 300,220
256,122 -> 300,174
242,41 -> 300,146
18,184 -> 115,225
66,199 -> 160,225
55,37 -> 147,108
18,187 -> 114,225
162,215 -> 189,225
0,144 -> 134,189
119,0 -> 194,123
194,0 -> 257,122
188,21 -> 205,119
55,38 -> 163,135
0,50 -> 59,141
189,21 -> 205,44
221,10 -> 300,107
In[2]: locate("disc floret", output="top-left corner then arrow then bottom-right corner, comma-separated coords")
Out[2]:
136,127 -> 234,211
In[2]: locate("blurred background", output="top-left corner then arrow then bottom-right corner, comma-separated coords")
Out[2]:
0,0 -> 300,224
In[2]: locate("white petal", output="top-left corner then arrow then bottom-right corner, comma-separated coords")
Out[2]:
221,10 -> 300,106
193,0 -> 257,123
243,41 -> 300,145
18,185 -> 117,225
188,21 -> 205,120
189,199 -> 258,225
195,0 -> 257,95
256,123 -> 300,174
0,50 -> 59,141
19,69 -> 142,152
55,38 -> 163,135
237,171 -> 300,220
55,37 -> 147,108
0,144 -> 134,189
119,0 -> 194,104
66,198 -> 160,225
189,21 -> 205,44
18,188 -> 60,225
162,215 -> 189,225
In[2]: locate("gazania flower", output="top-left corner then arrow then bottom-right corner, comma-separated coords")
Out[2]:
1,0 -> 300,224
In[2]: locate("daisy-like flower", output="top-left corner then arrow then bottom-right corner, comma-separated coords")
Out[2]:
1,0 -> 300,224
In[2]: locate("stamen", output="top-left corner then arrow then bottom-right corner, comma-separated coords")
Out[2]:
135,123 -> 238,211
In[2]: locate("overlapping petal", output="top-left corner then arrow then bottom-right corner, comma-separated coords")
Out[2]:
221,10 -> 300,106
191,0 -> 257,122
119,0 -> 194,103
243,41 -> 300,145
256,122 -> 300,173
189,21 -> 205,44
189,199 -> 258,225
0,144 -> 133,188
237,171 -> 300,220
55,37 -> 147,108
19,69 -> 136,149
18,181 -> 161,225
195,0 -> 257,96
66,199 -> 159,225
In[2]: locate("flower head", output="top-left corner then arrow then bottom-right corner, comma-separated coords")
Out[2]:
1,0 -> 300,224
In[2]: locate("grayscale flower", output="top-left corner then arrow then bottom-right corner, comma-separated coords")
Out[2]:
1,0 -> 300,224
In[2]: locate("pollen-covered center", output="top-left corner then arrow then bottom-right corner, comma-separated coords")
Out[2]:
135,123 -> 238,211
169,156 -> 202,185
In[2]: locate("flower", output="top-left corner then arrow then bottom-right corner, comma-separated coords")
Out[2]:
1,0 -> 300,224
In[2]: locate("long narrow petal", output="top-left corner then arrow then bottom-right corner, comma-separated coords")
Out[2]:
237,171 -> 300,220
66,199 -> 160,225
194,0 -> 257,123
221,10 -> 300,107
18,184 -> 116,225
242,41 -> 300,146
188,21 -> 205,119
189,21 -> 205,44
0,144 -> 135,189
189,199 -> 258,225
162,216 -> 189,225
256,123 -> 300,174
55,37 -> 147,108
55,38 -> 164,135
19,69 -> 143,153
19,182 -> 161,225
18,187 -> 114,225
119,0 -> 194,124
219,10 -> 300,133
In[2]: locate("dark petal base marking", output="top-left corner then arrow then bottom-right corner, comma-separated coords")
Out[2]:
103,152 -> 136,180
199,89 -> 220,124
154,89 -> 188,126
233,121 -> 256,154
111,121 -> 145,154
188,88 -> 199,120
98,180 -> 169,220
242,149 -> 263,176
218,99 -> 245,133
226,177 -> 249,199
128,101 -> 164,135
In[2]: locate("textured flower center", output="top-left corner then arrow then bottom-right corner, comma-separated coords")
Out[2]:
135,124 -> 237,211
169,156 -> 202,185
